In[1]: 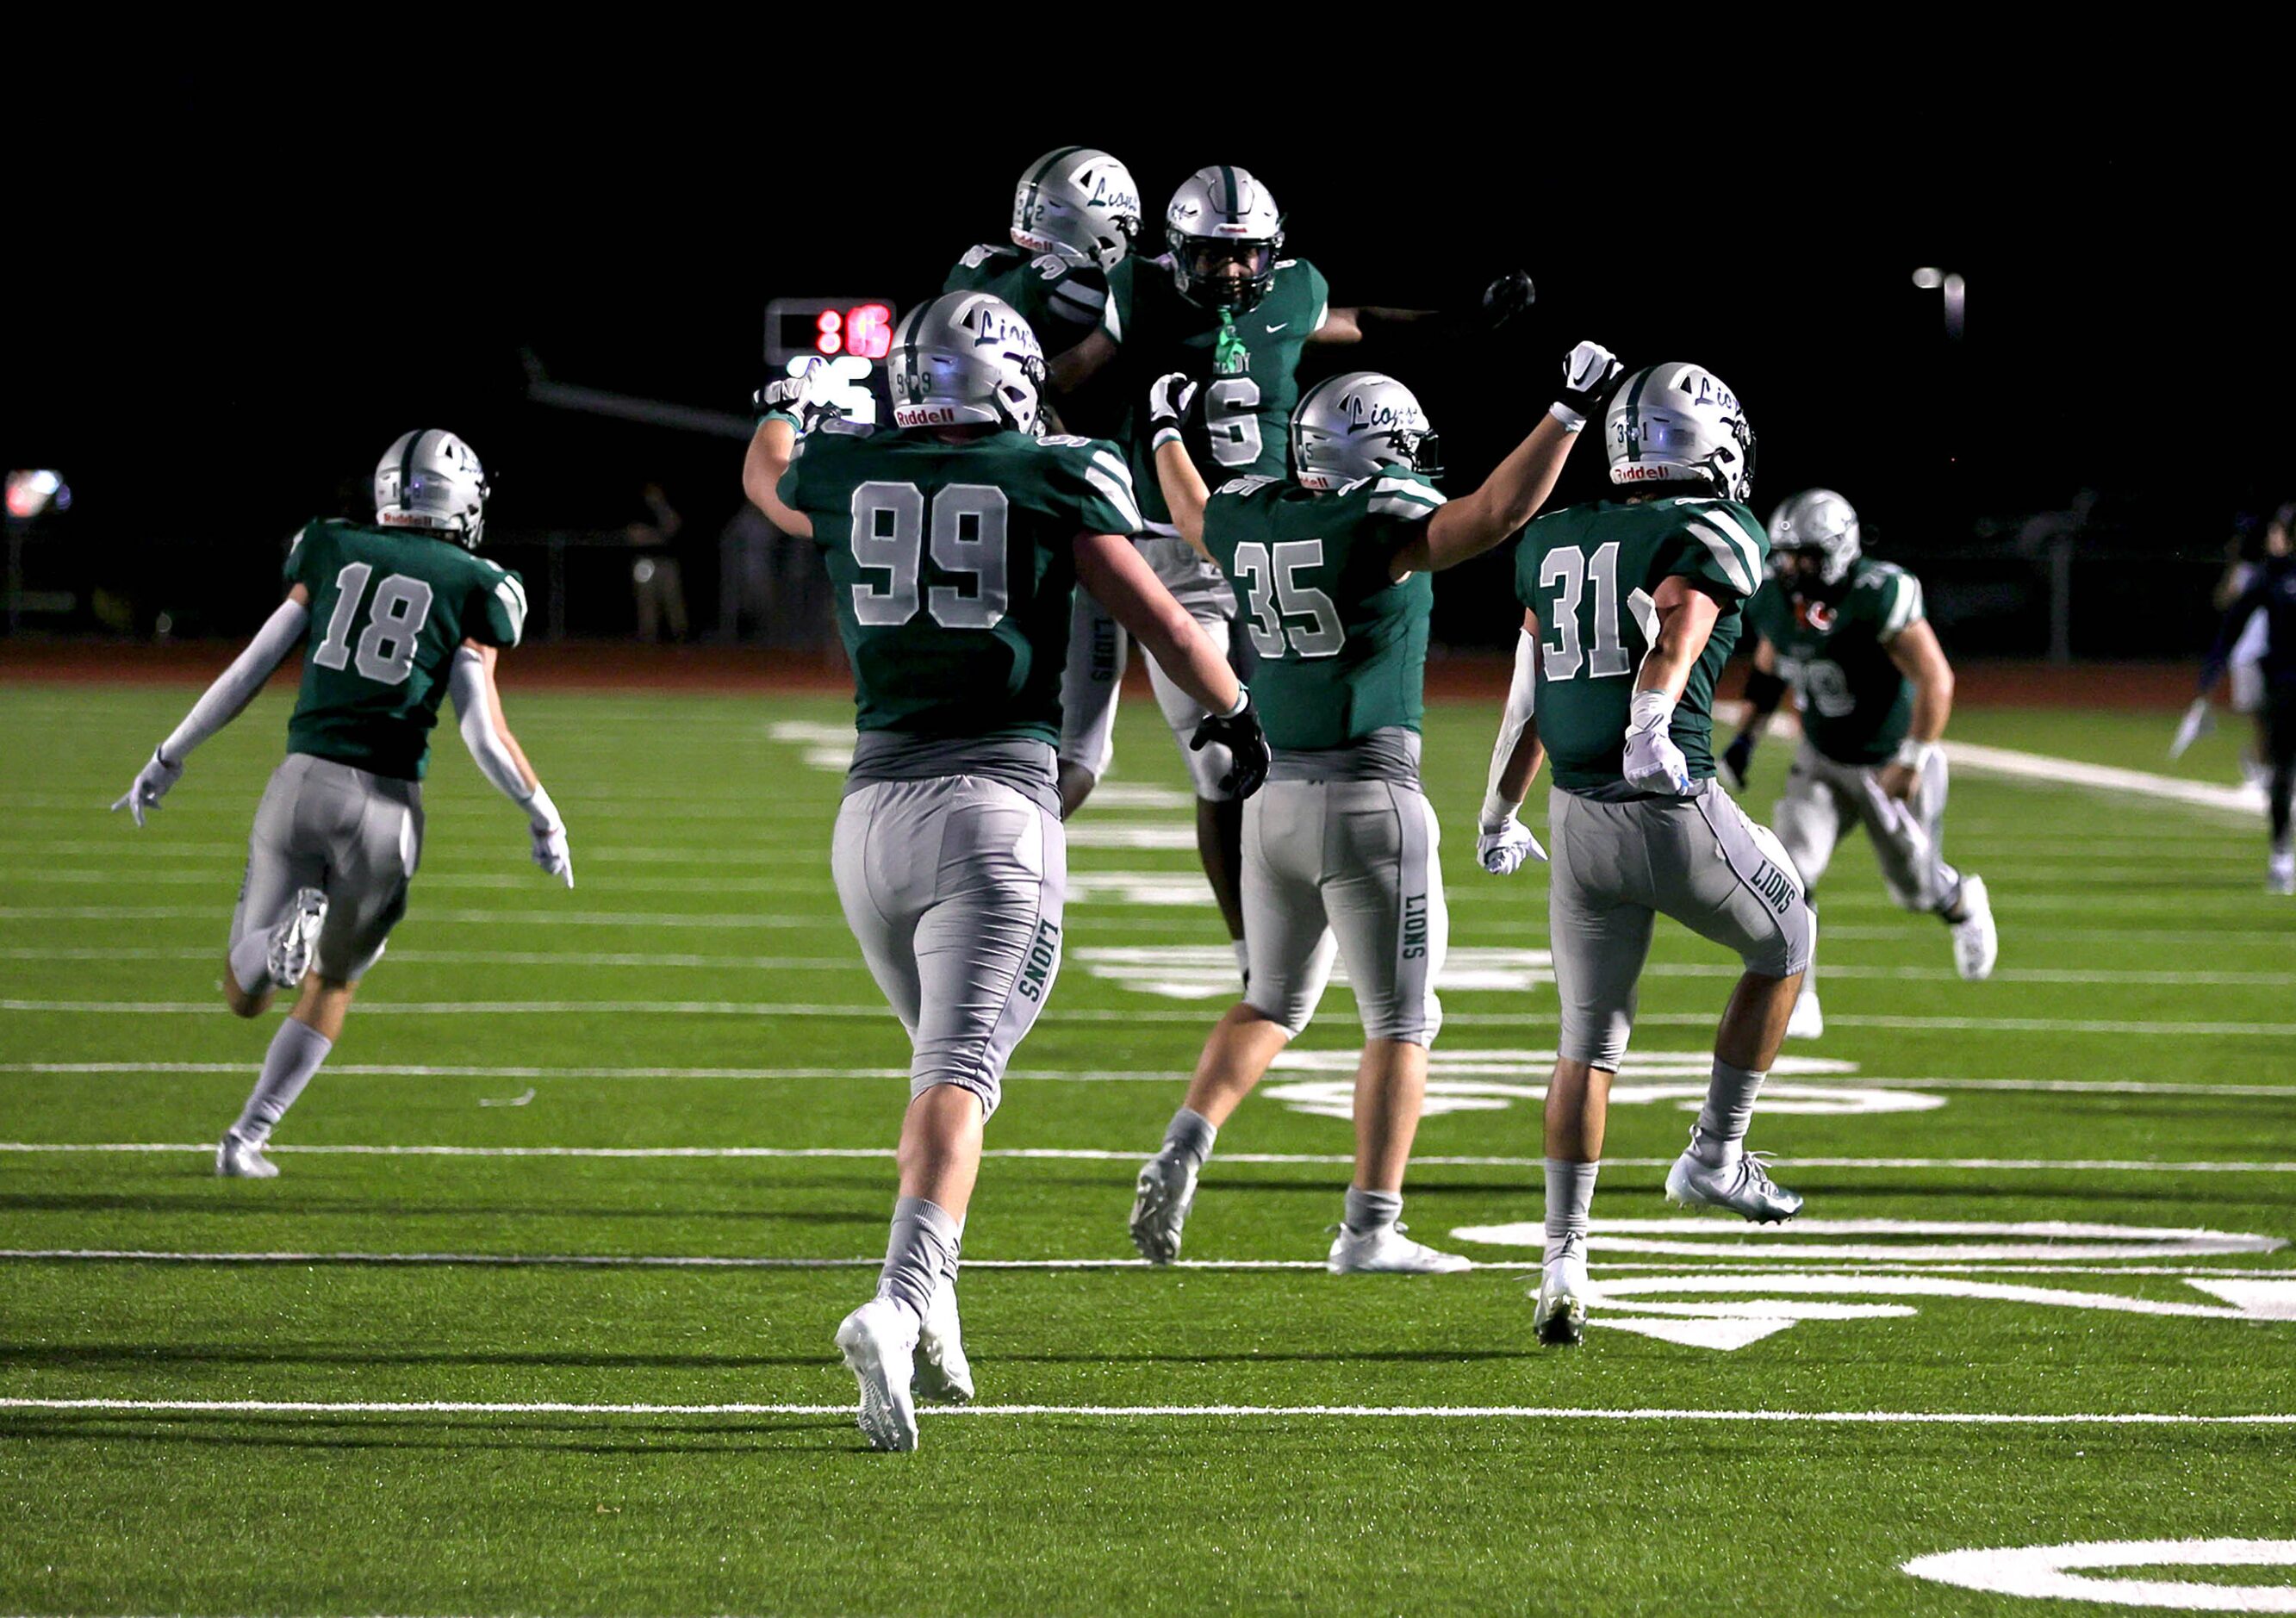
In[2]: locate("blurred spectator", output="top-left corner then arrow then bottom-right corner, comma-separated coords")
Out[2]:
628,482 -> 688,641
718,503 -> 775,641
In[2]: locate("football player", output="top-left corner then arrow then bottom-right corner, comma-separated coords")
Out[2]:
1480,364 -> 1816,1347
2186,501 -> 2295,892
743,292 -> 1269,1452
1128,342 -> 1623,1272
1065,165 -> 1534,987
112,432 -> 571,1177
1715,489 -> 1997,1037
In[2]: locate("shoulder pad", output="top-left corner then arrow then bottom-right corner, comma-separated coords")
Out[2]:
958,243 -> 998,269
1215,474 -> 1282,498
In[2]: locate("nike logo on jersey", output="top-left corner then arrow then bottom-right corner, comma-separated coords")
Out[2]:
1265,320 -> 1289,332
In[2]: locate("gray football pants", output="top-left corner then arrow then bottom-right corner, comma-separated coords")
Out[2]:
1548,784 -> 1814,1070
831,776 -> 1067,1120
1058,534 -> 1240,798
229,753 -> 423,983
1242,779 -> 1447,1045
1772,739 -> 1960,913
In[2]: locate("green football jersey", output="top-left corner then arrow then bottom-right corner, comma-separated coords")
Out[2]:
1122,256 -> 1331,529
778,426 -> 1143,743
1745,559 -> 1926,765
943,245 -> 1134,351
1201,470 -> 1440,751
282,520 -> 527,781
1517,496 -> 1769,794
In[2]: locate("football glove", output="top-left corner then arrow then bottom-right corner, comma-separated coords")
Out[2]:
1191,689 -> 1272,800
111,747 -> 184,828
1477,811 -> 1547,875
756,358 -> 843,434
1623,692 -> 1693,796
1148,373 -> 1199,449
522,784 -> 574,887
1550,341 -> 1626,432
2168,696 -> 2213,759
1478,270 -> 1536,330
1719,731 -> 1758,793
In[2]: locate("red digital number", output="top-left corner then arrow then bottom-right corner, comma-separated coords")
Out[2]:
814,308 -> 843,356
845,303 -> 892,361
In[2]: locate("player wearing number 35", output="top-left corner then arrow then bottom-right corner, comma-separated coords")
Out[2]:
112,430 -> 571,1180
744,290 -> 1270,1453
1128,342 -> 1623,1277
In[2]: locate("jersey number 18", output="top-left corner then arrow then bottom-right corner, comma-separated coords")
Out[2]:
313,563 -> 434,687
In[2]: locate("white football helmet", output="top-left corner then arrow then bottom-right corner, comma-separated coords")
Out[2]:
375,429 -> 489,549
1165,165 -> 1285,313
887,292 -> 1047,435
1011,147 -> 1142,271
1768,489 -> 1863,587
1605,363 -> 1757,502
1291,371 -> 1440,491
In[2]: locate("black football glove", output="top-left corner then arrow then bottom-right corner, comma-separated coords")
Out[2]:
1719,731 -> 1758,794
1478,270 -> 1536,331
1191,689 -> 1272,800
1551,340 -> 1627,431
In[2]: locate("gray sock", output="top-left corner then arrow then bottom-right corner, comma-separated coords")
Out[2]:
1342,1185 -> 1403,1235
232,1018 -> 332,1143
227,933 -> 274,997
1695,1060 -> 1767,1164
876,1195 -> 962,1327
1544,1159 -> 1599,1263
1161,1106 -> 1217,1168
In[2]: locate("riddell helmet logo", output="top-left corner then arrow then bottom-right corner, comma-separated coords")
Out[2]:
1613,464 -> 1674,482
893,403 -> 961,427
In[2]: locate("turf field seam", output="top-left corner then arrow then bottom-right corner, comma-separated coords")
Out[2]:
3,1397 -> 2292,1425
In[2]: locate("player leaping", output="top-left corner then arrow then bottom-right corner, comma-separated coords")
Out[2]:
744,292 -> 1269,1452
1128,343 -> 1624,1272
1069,164 -> 1534,989
113,431 -> 572,1177
1479,364 -> 1815,1347
1714,489 -> 1996,1037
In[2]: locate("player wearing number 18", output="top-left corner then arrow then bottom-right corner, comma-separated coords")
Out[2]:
1478,364 -> 1815,1348
744,291 -> 1268,1452
111,430 -> 572,1179
1128,343 -> 1621,1275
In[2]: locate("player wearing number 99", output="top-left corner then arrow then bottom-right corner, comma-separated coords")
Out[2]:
741,291 -> 1268,1453
1074,164 -> 1536,992
111,430 -> 569,1180
1479,364 -> 1815,1348
1127,343 -> 1617,1274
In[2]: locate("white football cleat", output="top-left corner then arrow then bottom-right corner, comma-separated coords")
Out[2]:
1948,874 -> 1997,980
1129,1150 -> 1199,1265
215,1130 -> 277,1179
1327,1223 -> 1472,1275
2268,846 -> 2294,897
1665,1136 -> 1803,1223
1785,986 -> 1824,1041
266,887 -> 328,990
912,1276 -> 974,1405
834,1297 -> 919,1453
1534,1248 -> 1589,1347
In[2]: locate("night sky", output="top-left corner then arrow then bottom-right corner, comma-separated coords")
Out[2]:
14,68 -> 2285,647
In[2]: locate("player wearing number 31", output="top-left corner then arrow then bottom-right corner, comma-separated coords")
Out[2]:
1479,364 -> 1817,1349
1128,341 -> 1621,1275
111,430 -> 569,1180
744,291 -> 1269,1453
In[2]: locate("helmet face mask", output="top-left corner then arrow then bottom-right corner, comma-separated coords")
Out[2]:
1165,165 -> 1285,314
1011,147 -> 1142,271
1767,489 -> 1863,591
887,292 -> 1048,436
375,429 -> 489,550
1291,371 -> 1440,491
1605,363 -> 1757,503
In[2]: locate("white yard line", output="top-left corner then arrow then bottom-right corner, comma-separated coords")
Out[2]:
3,999 -> 2291,1036
0,1395 -> 2287,1426
0,907 -> 817,928
0,1142 -> 2287,1171
1942,740 -> 2268,816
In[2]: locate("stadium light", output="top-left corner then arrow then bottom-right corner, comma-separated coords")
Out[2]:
1913,269 -> 1965,340
5,470 -> 71,520
1912,267 -> 1944,289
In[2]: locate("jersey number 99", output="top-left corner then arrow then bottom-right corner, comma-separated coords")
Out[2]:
849,482 -> 1010,630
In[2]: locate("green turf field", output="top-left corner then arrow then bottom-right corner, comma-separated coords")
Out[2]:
2,682 -> 2292,1616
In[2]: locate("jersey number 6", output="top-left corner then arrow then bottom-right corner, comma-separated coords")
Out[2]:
848,482 -> 1010,630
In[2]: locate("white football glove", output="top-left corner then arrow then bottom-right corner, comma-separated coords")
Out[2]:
1623,692 -> 1693,795
2168,696 -> 2213,759
1549,340 -> 1625,431
756,358 -> 843,433
1477,812 -> 1548,875
522,784 -> 574,887
111,748 -> 184,828
1147,372 -> 1199,445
